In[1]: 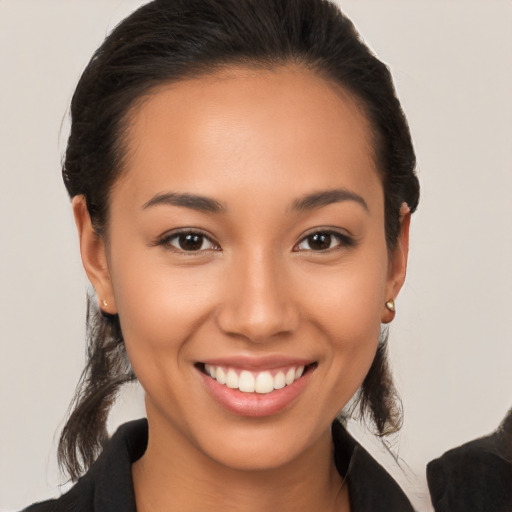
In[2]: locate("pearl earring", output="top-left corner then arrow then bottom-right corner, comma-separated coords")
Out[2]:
102,299 -> 108,308
385,299 -> 395,312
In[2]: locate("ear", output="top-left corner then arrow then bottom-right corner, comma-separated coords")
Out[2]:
72,195 -> 117,314
381,203 -> 411,324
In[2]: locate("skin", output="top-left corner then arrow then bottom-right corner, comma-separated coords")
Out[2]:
73,65 -> 410,512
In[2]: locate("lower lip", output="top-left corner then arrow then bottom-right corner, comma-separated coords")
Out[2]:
198,367 -> 313,417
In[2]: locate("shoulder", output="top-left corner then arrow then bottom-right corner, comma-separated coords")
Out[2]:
20,467 -> 95,512
427,410 -> 512,512
332,420 -> 414,512
23,502 -> 57,512
20,419 -> 148,512
20,475 -> 93,512
22,495 -> 81,512
22,501 -> 58,512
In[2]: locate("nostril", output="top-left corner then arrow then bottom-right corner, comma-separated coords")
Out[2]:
215,285 -> 300,342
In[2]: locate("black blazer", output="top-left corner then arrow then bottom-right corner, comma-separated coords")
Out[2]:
23,419 -> 414,512
427,410 -> 512,512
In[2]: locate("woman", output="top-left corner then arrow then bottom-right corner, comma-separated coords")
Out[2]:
22,0 -> 419,510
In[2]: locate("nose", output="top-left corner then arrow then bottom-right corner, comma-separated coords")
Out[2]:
216,249 -> 300,343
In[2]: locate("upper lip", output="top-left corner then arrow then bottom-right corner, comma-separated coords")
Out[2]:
199,355 -> 315,370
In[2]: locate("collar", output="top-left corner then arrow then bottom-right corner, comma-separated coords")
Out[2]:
40,418 -> 414,511
331,420 -> 414,511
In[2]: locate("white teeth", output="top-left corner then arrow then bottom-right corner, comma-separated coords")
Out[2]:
239,370 -> 255,392
255,371 -> 274,394
216,366 -> 226,385
204,364 -> 308,393
274,371 -> 286,389
226,369 -> 239,389
285,368 -> 296,385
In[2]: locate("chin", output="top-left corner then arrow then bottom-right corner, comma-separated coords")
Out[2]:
204,438 -> 306,472
192,416 -> 330,472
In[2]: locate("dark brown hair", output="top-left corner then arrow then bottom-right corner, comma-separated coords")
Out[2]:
58,0 -> 420,480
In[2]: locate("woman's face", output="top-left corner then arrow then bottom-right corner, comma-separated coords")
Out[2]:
76,65 -> 408,471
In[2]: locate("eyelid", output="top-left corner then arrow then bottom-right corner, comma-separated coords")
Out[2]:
293,228 -> 354,252
152,228 -> 221,253
152,227 -> 354,254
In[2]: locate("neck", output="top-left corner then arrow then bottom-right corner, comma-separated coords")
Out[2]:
132,414 -> 349,512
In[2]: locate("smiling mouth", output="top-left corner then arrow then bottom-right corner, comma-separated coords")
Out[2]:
197,362 -> 317,394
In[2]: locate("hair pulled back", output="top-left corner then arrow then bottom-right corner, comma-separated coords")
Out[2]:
59,0 -> 420,481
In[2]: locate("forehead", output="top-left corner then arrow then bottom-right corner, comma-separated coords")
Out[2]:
114,65 -> 382,211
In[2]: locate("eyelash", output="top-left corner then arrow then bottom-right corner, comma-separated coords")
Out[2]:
293,230 -> 354,253
154,229 -> 354,254
154,229 -> 220,254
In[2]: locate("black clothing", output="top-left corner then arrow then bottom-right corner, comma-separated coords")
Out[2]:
427,410 -> 512,512
24,419 -> 414,512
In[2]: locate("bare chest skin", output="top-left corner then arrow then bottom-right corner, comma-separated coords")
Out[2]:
132,446 -> 351,512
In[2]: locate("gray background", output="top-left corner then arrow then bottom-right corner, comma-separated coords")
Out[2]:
1,1 -> 511,510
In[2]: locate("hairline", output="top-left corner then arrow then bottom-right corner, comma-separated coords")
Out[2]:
98,60 -> 385,242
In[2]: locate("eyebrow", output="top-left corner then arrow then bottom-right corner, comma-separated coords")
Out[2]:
291,188 -> 369,212
142,187 -> 368,215
142,192 -> 227,214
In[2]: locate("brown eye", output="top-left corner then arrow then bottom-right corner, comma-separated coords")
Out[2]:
178,233 -> 204,251
307,233 -> 332,250
295,231 -> 350,252
162,231 -> 218,252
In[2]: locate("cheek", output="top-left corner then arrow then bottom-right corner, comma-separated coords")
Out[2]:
301,253 -> 388,338
297,249 -> 389,400
108,248 -> 222,364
